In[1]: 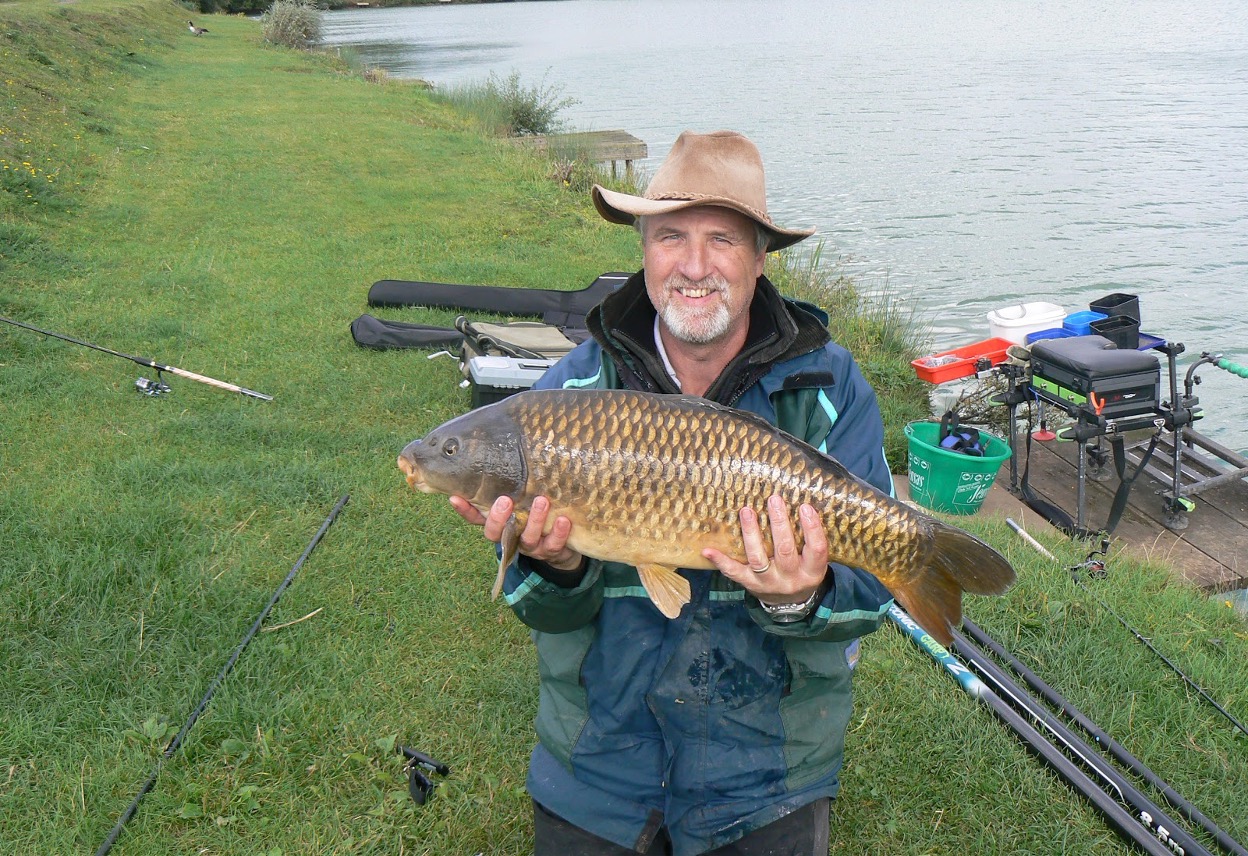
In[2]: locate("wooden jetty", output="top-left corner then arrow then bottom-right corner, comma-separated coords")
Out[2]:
1007,432 -> 1247,592
513,129 -> 648,178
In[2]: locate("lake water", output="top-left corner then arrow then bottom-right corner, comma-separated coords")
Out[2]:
322,0 -> 1248,455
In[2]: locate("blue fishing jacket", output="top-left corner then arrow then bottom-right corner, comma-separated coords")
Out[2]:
501,272 -> 895,855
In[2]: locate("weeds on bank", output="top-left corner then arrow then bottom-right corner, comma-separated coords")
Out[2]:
433,70 -> 577,137
262,0 -> 323,50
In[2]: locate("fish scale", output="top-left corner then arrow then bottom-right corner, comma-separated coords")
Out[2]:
398,388 -> 1016,643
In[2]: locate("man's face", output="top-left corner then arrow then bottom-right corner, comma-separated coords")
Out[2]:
642,206 -> 767,346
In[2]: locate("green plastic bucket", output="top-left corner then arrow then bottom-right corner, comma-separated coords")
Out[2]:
905,421 -> 1010,515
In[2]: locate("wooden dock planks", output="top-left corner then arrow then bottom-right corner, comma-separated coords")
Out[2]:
512,130 -> 648,177
1010,434 -> 1247,591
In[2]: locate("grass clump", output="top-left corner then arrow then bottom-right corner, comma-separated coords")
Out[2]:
435,70 -> 577,137
262,0 -> 323,50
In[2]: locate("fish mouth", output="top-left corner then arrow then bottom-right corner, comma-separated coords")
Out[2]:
396,453 -> 432,493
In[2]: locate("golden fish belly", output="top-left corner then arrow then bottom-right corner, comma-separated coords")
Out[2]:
508,390 -> 929,583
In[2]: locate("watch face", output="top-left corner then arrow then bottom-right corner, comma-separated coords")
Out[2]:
760,589 -> 820,621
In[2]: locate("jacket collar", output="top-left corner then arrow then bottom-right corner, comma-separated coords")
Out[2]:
586,270 -> 831,404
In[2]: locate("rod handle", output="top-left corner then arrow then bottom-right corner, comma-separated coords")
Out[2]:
163,365 -> 273,400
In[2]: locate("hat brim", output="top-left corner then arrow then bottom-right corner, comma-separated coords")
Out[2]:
592,185 -> 815,253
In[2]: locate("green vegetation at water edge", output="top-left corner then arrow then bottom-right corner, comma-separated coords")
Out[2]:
2,3 -> 1246,855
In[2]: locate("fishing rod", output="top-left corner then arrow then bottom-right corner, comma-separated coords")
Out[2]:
950,622 -> 1216,856
1005,519 -> 1248,738
94,494 -> 349,856
888,606 -> 1178,856
962,617 -> 1247,856
0,315 -> 273,400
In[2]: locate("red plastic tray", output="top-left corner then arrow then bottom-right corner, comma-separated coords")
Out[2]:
911,337 -> 1014,384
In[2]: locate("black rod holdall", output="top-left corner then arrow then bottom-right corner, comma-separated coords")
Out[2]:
351,271 -> 627,351
349,314 -> 466,351
366,271 -> 630,328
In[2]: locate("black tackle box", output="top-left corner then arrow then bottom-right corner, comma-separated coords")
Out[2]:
1029,335 -> 1160,419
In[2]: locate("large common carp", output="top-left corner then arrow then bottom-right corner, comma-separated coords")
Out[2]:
397,388 -> 1014,644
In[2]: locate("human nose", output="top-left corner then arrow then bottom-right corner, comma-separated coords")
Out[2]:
675,240 -> 713,281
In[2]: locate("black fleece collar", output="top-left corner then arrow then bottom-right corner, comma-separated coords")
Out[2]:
586,270 -> 831,405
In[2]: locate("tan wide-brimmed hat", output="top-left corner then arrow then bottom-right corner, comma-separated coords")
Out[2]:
591,130 -> 815,252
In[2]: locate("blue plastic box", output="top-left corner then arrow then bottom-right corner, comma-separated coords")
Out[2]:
1026,327 -> 1075,344
1063,310 -> 1108,336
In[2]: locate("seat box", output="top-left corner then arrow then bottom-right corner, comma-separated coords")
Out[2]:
1028,335 -> 1160,418
467,356 -> 557,408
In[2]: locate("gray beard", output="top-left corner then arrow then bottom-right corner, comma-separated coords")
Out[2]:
656,275 -> 733,344
659,301 -> 732,344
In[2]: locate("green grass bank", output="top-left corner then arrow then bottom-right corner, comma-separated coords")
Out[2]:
1,3 -> 1245,855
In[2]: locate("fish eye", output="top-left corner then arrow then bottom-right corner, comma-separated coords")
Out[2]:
442,438 -> 459,456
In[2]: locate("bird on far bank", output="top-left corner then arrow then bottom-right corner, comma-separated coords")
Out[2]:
188,20 -> 209,36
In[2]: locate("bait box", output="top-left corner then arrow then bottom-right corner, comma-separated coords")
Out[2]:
1090,292 -> 1141,322
1090,314 -> 1140,350
911,337 -> 1013,384
467,356 -> 557,408
1029,335 -> 1160,418
1026,327 -> 1075,345
1062,310 -> 1108,336
987,301 -> 1066,345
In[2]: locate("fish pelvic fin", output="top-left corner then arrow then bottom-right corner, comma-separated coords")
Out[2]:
889,523 -> 1017,646
637,563 -> 691,619
493,514 -> 522,601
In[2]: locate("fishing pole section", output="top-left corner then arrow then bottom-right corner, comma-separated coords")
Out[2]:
889,606 -> 1186,856
0,315 -> 273,401
94,494 -> 349,856
1006,519 -> 1248,739
890,515 -> 1247,855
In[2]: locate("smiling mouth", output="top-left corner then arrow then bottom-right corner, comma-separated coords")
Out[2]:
676,285 -> 719,299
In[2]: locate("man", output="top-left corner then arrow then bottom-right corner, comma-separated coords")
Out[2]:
449,130 -> 896,855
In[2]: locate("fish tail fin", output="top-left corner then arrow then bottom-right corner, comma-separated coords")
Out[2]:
890,523 -> 1017,646
637,563 -> 691,619
930,522 -> 1017,596
890,570 -> 962,648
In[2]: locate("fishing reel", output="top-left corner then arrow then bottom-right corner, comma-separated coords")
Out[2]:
135,374 -> 171,396
1071,538 -> 1110,581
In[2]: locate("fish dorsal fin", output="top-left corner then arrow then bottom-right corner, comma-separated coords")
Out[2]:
493,514 -> 523,601
636,563 -> 691,619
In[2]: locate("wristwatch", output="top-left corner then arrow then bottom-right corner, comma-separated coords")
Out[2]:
758,586 -> 823,624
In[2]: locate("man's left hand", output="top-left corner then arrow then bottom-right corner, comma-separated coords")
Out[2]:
703,494 -> 829,605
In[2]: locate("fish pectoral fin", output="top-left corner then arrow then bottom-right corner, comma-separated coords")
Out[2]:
637,564 -> 691,619
493,515 -> 522,601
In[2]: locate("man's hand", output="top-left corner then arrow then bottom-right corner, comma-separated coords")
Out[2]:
703,495 -> 829,605
448,494 -> 584,572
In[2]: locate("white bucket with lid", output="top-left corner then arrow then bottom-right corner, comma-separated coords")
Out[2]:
987,302 -> 1065,345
